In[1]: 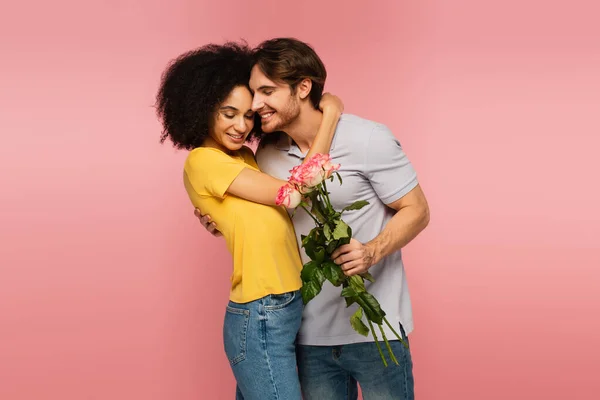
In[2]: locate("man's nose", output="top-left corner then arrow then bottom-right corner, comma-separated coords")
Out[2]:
252,95 -> 264,112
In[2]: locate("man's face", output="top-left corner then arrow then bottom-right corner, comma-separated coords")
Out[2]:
249,65 -> 300,133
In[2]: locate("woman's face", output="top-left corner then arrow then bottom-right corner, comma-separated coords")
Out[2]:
209,85 -> 255,152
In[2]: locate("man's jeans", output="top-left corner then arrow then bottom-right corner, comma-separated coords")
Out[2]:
223,290 -> 303,400
296,324 -> 414,400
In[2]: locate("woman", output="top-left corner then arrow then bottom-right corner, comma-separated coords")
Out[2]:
155,42 -> 342,400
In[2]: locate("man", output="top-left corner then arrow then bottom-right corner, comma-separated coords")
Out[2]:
197,38 -> 430,399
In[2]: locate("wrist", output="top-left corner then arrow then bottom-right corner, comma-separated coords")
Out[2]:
365,241 -> 382,266
322,106 -> 342,119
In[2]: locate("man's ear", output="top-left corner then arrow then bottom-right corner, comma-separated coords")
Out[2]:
296,78 -> 312,100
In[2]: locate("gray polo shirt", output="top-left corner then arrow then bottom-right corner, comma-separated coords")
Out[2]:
255,114 -> 419,345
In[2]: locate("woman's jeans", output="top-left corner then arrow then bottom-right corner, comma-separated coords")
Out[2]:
223,290 -> 303,400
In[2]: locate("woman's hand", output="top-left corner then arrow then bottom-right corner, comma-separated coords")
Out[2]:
318,92 -> 344,116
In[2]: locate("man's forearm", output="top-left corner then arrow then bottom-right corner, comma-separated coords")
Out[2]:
366,204 -> 430,265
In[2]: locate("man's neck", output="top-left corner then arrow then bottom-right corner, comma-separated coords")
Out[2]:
283,106 -> 323,154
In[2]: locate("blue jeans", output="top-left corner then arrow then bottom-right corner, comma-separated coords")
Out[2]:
223,290 -> 303,400
296,325 -> 414,400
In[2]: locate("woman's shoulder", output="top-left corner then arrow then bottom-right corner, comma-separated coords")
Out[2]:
186,146 -> 241,165
238,145 -> 259,165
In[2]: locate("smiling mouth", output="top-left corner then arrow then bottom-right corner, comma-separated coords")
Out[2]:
260,111 -> 275,120
227,133 -> 244,140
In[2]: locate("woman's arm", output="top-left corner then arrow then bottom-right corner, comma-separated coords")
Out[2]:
227,93 -> 343,206
304,93 -> 343,160
226,169 -> 288,206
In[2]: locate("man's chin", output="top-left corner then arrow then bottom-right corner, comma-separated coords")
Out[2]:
260,123 -> 278,133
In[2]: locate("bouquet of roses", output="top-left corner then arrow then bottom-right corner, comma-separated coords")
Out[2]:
276,153 -> 408,367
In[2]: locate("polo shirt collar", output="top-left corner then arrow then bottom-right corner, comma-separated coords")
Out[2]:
274,130 -> 339,159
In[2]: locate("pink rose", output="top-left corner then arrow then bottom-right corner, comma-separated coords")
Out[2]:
289,160 -> 324,188
315,153 -> 341,179
276,183 -> 303,208
289,153 -> 340,189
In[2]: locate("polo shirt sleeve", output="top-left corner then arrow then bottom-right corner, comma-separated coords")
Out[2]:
184,148 -> 247,199
364,124 -> 419,205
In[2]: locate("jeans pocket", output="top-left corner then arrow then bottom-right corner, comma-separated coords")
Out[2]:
223,306 -> 250,366
399,322 -> 410,348
264,291 -> 297,310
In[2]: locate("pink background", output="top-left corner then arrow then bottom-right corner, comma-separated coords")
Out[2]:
1,0 -> 599,399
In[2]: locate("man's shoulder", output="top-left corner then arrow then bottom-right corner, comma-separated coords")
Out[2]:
338,114 -> 385,132
334,114 -> 390,151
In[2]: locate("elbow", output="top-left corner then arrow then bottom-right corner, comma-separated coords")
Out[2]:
419,204 -> 430,231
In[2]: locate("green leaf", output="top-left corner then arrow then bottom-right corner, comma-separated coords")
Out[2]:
335,171 -> 343,185
345,296 -> 356,307
342,200 -> 369,213
313,267 -> 326,286
348,275 -> 366,293
314,229 -> 327,246
323,224 -> 332,241
361,271 -> 375,283
350,307 -> 369,336
300,260 -> 319,283
326,240 -> 339,254
301,281 -> 321,304
332,220 -> 350,240
303,240 -> 317,260
322,261 -> 346,286
302,229 -> 316,247
314,247 -> 326,264
356,292 -> 385,324
302,228 -> 322,259
338,236 -> 352,246
341,286 -> 358,297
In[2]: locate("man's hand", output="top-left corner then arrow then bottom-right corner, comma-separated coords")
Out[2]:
331,238 -> 377,276
193,208 -> 222,237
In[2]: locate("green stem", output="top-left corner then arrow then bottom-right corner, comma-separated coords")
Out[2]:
367,317 -> 387,367
301,204 -> 321,226
383,317 -> 409,349
321,178 -> 333,210
317,183 -> 332,214
378,324 -> 399,365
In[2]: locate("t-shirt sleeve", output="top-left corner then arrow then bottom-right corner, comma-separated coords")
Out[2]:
364,124 -> 419,205
184,149 -> 247,199
240,145 -> 260,170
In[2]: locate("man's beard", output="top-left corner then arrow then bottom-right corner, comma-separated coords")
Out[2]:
262,96 -> 300,133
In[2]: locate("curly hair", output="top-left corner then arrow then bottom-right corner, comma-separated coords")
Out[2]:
156,42 -> 261,150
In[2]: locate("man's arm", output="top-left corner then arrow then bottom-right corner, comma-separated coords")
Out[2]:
331,121 -> 429,276
331,184 -> 429,276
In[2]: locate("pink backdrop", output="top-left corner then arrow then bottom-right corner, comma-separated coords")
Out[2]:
1,0 -> 599,399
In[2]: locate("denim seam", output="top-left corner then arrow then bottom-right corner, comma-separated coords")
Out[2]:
401,323 -> 414,400
346,374 -> 350,400
259,302 -> 279,399
403,348 -> 409,400
225,306 -> 249,366
264,291 -> 296,311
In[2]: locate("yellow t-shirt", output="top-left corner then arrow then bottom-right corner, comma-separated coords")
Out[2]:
183,145 -> 303,303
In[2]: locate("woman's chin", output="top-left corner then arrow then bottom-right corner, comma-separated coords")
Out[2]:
224,141 -> 244,152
